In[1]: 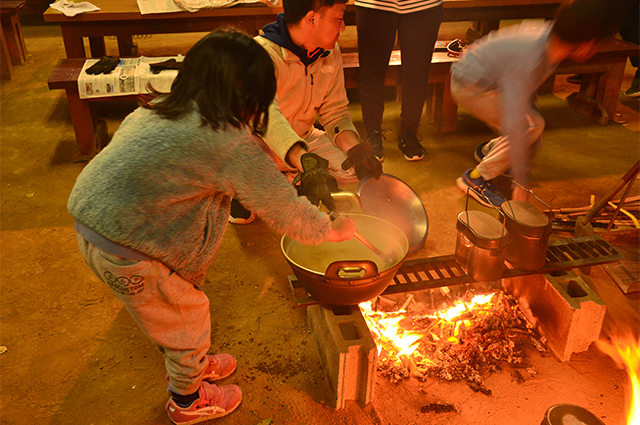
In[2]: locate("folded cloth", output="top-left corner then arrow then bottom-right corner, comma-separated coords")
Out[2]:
50,1 -> 100,17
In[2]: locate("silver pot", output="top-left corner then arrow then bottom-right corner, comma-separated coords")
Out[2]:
281,214 -> 409,305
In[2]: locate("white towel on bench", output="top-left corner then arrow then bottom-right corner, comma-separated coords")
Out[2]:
50,1 -> 100,17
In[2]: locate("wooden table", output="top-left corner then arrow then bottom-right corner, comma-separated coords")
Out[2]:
43,0 -> 565,59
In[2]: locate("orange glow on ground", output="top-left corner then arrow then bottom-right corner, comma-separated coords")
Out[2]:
596,333 -> 640,425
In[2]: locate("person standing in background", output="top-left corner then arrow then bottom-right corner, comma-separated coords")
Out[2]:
355,0 -> 444,162
619,0 -> 639,97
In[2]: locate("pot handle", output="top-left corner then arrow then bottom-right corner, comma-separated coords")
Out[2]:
324,260 -> 379,280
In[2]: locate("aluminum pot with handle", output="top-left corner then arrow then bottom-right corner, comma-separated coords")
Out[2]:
281,213 -> 409,305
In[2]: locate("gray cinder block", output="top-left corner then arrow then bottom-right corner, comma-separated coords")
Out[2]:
307,303 -> 377,409
502,270 -> 606,362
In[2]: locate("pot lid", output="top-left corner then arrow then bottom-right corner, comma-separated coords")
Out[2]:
457,210 -> 508,249
355,173 -> 428,253
502,200 -> 550,237
542,404 -> 605,425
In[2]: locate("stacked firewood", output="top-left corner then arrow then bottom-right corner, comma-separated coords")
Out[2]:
550,195 -> 640,231
373,292 -> 546,392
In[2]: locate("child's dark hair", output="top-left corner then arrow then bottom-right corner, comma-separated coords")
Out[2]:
552,0 -> 625,43
143,28 -> 277,136
283,0 -> 348,25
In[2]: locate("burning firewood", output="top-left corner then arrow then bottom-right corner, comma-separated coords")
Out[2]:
361,290 -> 547,391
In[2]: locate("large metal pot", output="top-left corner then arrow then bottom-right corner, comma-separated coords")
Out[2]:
281,214 -> 409,305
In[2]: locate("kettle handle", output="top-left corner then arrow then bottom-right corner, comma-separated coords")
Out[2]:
324,260 -> 379,280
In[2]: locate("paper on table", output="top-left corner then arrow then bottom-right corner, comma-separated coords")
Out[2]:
78,56 -> 182,99
136,0 -> 183,14
173,0 -> 239,11
49,1 -> 100,17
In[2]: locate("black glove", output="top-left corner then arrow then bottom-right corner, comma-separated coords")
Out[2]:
292,153 -> 339,211
341,143 -> 383,180
85,56 -> 119,75
149,58 -> 182,74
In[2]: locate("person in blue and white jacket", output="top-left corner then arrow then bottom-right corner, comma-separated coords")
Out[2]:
227,0 -> 383,224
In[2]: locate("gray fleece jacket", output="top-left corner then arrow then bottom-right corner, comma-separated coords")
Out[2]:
68,105 -> 331,287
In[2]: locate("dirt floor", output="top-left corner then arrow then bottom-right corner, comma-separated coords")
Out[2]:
1,16 -> 639,425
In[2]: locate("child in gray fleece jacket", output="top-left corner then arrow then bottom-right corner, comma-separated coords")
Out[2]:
68,29 -> 355,425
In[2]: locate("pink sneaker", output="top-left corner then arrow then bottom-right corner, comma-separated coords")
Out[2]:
166,381 -> 242,425
166,353 -> 237,383
203,353 -> 236,381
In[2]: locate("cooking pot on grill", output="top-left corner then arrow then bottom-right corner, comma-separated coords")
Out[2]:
281,213 -> 409,305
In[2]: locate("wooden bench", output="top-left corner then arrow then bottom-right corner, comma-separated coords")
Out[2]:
0,0 -> 27,80
48,58 -> 136,155
551,37 -> 640,125
48,37 -> 639,156
48,52 -> 460,155
342,50 -> 460,133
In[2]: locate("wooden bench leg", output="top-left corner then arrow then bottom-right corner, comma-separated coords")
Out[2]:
0,22 -> 14,80
435,76 -> 457,133
64,86 -> 99,155
1,13 -> 26,65
89,37 -> 106,58
596,60 -> 626,118
61,25 -> 86,58
569,59 -> 627,125
425,84 -> 436,124
474,20 -> 499,37
117,35 -> 135,57
538,75 -> 555,95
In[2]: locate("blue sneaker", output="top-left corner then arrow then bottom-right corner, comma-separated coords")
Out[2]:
473,139 -> 513,177
456,169 -> 507,208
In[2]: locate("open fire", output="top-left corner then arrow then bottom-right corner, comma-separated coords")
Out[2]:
359,289 -> 547,394
596,332 -> 639,425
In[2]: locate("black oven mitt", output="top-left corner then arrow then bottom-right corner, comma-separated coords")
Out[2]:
149,58 -> 182,74
85,56 -> 119,75
341,143 -> 383,180
293,152 -> 339,212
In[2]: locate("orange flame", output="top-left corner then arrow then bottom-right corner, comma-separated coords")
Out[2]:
596,333 -> 639,425
359,292 -> 500,359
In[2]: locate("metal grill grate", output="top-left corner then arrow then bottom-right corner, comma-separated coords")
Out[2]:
383,235 -> 622,295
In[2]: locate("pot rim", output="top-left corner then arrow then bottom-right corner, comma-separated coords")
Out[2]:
281,213 -> 409,276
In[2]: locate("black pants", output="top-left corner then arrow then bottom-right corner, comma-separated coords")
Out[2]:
356,5 -> 444,136
618,0 -> 639,77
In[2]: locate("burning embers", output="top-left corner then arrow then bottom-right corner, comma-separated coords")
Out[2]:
359,289 -> 546,394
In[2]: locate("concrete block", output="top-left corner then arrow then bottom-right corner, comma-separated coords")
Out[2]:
307,304 -> 377,409
502,270 -> 606,362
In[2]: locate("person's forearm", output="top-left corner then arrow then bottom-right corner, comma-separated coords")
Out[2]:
334,130 -> 359,152
286,142 -> 307,172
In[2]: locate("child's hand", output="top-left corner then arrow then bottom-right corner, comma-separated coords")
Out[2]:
325,215 -> 355,242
